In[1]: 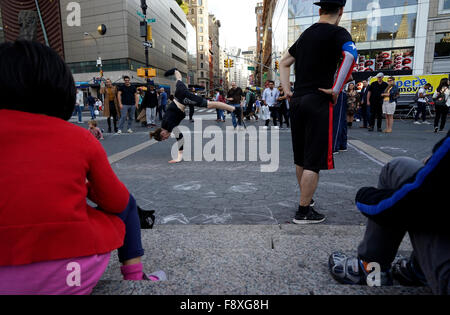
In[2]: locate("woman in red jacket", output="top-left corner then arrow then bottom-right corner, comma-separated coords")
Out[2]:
0,41 -> 165,295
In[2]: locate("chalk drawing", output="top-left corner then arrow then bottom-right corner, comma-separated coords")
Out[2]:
173,181 -> 202,191
229,183 -> 258,193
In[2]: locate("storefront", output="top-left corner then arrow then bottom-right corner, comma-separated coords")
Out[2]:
275,0 -> 430,78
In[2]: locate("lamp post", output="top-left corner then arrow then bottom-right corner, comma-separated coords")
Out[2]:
84,32 -> 102,79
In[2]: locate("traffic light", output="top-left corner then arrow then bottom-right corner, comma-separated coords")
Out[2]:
230,60 -> 234,68
275,61 -> 279,71
224,59 -> 229,68
147,25 -> 152,41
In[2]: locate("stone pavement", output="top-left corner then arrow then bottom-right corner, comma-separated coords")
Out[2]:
79,111 -> 447,295
93,225 -> 431,295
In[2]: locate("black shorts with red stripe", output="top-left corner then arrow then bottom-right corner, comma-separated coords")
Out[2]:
290,93 -> 334,172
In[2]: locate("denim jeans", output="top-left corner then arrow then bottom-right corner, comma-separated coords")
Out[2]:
231,104 -> 242,128
146,107 -> 156,125
89,106 -> 96,119
415,101 -> 427,122
74,106 -> 83,122
118,105 -> 136,131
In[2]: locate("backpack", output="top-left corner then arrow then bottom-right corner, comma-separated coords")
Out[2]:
434,91 -> 447,107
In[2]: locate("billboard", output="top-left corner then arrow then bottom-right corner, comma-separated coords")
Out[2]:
369,74 -> 449,95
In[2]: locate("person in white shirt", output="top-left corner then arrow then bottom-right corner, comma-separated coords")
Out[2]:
74,89 -> 84,124
432,78 -> 450,132
262,81 -> 280,128
414,83 -> 431,125
260,102 -> 271,129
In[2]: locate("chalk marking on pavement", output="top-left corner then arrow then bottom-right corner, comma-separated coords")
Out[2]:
348,140 -> 393,166
108,140 -> 157,164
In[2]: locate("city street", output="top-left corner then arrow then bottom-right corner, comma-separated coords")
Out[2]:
75,111 -> 447,295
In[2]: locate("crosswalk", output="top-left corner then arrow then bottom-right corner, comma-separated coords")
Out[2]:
195,109 -> 217,114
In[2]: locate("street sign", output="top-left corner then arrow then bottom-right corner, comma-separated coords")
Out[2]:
137,11 -> 156,23
242,51 -> 254,55
143,41 -> 153,48
248,67 -> 255,71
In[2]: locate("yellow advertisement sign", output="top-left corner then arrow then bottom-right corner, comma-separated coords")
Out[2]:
369,74 -> 448,95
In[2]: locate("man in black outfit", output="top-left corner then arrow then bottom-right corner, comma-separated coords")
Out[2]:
279,0 -> 357,224
367,73 -> 388,132
359,80 -> 369,128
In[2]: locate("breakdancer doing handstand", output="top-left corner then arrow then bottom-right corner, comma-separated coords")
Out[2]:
150,69 -> 239,163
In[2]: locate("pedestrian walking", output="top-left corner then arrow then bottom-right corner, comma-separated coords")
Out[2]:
189,87 -> 196,122
117,76 -> 139,134
100,79 -> 120,133
159,88 -> 168,115
218,90 -> 227,122
381,76 -> 400,133
333,92 -> 348,153
359,80 -> 370,128
227,82 -> 244,130
74,89 -> 84,124
432,78 -> 450,133
262,81 -> 280,129
277,85 -> 290,129
367,73 -> 388,132
414,83 -> 432,125
279,0 -> 357,224
346,82 -> 359,128
87,93 -> 96,120
260,101 -> 271,129
142,85 -> 158,127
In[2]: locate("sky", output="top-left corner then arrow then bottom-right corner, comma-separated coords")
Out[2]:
208,0 -> 258,51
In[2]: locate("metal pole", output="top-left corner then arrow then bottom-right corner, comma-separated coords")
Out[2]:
142,0 -> 150,85
34,0 -> 49,46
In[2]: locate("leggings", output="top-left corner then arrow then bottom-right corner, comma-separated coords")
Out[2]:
115,194 -> 145,263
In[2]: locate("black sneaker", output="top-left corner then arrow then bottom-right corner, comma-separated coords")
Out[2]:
391,256 -> 427,287
435,127 -> 439,133
293,207 -> 325,224
368,127 -> 374,132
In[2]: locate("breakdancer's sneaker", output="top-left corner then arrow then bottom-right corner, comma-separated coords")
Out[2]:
293,207 -> 325,224
164,68 -> 178,77
328,252 -> 393,286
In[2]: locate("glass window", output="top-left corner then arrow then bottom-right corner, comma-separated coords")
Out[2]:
353,0 -> 418,12
440,0 -> 450,12
435,33 -> 450,58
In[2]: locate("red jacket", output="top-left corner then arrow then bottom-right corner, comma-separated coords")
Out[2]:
0,110 -> 129,267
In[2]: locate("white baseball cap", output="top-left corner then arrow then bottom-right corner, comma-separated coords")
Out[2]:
376,72 -> 385,78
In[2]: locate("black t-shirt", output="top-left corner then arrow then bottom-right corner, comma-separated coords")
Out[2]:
119,85 -> 137,105
228,88 -> 243,104
162,102 -> 186,133
288,23 -> 353,98
142,90 -> 158,108
368,81 -> 389,105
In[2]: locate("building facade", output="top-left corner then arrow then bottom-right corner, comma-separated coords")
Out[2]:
425,0 -> 450,73
209,14 -> 221,92
255,2 -> 264,86
187,0 -> 211,93
270,0 -> 435,79
60,0 -> 188,92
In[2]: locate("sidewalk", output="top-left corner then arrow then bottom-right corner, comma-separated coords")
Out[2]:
92,225 -> 431,295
